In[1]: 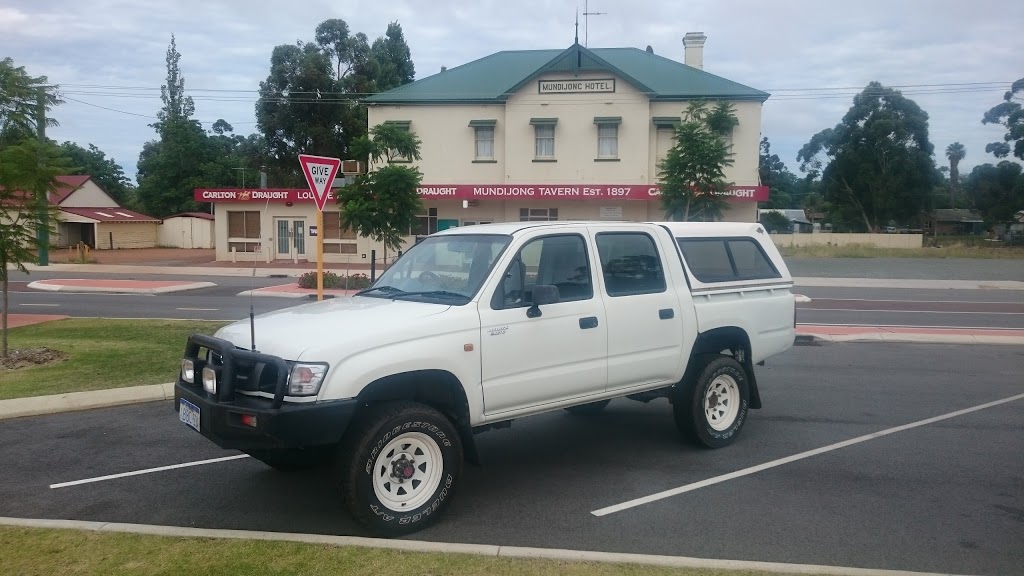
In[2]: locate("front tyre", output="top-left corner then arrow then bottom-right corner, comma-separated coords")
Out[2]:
675,355 -> 750,449
338,402 -> 463,537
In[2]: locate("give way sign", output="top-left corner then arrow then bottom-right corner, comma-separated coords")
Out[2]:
298,154 -> 342,211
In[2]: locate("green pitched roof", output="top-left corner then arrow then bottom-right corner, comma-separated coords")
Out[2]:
365,44 -> 769,104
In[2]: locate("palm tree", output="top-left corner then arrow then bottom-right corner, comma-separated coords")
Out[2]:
945,142 -> 966,207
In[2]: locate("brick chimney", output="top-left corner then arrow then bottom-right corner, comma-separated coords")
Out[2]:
683,32 -> 707,69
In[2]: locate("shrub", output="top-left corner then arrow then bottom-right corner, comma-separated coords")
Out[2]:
297,272 -> 372,290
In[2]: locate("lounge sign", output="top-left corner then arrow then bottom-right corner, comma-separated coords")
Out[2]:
538,78 -> 615,94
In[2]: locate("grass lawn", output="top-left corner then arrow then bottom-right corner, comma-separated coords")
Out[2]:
0,526 -> 785,576
0,319 -> 230,400
777,243 -> 1024,259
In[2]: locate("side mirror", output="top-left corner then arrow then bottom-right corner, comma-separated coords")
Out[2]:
527,284 -> 560,318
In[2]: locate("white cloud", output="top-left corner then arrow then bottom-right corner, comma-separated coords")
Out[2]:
3,0 -> 1022,183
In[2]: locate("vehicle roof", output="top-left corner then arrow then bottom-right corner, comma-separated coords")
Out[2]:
434,220 -> 768,237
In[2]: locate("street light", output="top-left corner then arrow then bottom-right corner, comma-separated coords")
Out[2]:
232,167 -> 246,189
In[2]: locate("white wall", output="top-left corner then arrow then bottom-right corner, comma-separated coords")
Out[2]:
58,181 -> 119,208
159,217 -> 214,248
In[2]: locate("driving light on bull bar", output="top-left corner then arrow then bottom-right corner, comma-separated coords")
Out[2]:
181,359 -> 194,383
202,366 -> 217,394
288,363 -> 327,396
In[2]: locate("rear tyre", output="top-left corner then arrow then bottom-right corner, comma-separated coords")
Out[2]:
337,402 -> 463,537
246,447 -> 330,472
563,399 -> 611,415
674,355 -> 749,449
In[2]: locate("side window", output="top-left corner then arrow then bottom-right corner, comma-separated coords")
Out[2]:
677,238 -> 781,283
493,235 -> 592,309
596,232 -> 667,297
727,239 -> 781,279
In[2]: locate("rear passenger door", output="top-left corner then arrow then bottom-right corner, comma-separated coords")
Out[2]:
594,230 -> 685,391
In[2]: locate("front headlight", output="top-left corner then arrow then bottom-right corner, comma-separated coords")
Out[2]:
288,363 -> 328,396
181,359 -> 194,383
202,366 -> 217,394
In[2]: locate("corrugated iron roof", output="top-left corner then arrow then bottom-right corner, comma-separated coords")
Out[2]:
365,44 -> 768,104
60,207 -> 160,223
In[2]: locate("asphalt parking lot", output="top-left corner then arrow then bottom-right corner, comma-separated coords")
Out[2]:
2,342 -> 1022,576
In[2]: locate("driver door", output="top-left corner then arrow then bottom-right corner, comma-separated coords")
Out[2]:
478,233 -> 608,415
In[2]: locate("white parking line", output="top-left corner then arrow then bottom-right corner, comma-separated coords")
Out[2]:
18,303 -> 59,307
591,393 -> 1024,517
176,307 -> 219,311
49,454 -> 250,489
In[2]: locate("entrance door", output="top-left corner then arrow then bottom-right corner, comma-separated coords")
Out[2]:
275,219 -> 306,259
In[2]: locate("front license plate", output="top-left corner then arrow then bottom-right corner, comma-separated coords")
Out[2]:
179,399 -> 200,432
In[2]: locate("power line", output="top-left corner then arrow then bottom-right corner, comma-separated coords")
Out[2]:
60,95 -> 258,125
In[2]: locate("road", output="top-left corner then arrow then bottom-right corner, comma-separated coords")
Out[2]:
2,342 -> 1022,575
4,273 -> 1022,330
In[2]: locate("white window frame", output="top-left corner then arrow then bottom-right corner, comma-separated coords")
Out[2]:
597,123 -> 619,159
534,125 -> 555,159
474,126 -> 495,160
519,208 -> 559,222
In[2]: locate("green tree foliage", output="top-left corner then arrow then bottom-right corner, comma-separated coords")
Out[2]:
982,78 -> 1024,160
966,161 -> 1024,224
758,137 -> 799,209
136,39 -> 268,217
797,82 -> 937,232
0,57 -> 61,147
57,141 -> 135,207
256,19 -> 415,185
945,142 -> 966,206
0,139 -> 71,356
0,58 -> 69,356
336,123 -> 424,256
758,210 -> 793,234
657,101 -> 735,221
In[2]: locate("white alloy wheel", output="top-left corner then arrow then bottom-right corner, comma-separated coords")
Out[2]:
371,431 -> 444,512
704,374 -> 740,431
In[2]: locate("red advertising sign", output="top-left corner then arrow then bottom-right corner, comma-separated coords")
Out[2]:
194,184 -> 768,203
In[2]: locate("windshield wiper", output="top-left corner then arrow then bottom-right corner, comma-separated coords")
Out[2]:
389,290 -> 468,301
354,285 -> 405,296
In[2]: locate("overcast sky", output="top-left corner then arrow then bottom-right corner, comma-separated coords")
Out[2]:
2,0 -> 1021,185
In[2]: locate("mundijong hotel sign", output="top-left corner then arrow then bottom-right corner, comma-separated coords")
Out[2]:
538,78 -> 616,94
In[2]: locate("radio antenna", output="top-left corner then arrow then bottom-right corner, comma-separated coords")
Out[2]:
249,195 -> 272,351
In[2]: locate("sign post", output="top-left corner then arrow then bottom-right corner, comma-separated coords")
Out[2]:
298,154 -> 342,301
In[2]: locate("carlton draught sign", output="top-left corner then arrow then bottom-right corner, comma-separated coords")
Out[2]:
194,184 -> 768,203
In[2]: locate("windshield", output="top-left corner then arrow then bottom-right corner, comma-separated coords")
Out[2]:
360,234 -> 512,303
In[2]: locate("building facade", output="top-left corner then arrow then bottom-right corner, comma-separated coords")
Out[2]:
199,35 -> 770,263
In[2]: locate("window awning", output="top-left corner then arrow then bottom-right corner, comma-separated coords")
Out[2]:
593,116 -> 622,125
468,119 -> 497,127
653,116 -> 681,128
529,117 -> 558,126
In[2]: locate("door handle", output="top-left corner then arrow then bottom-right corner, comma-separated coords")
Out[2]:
579,316 -> 599,329
659,308 -> 674,320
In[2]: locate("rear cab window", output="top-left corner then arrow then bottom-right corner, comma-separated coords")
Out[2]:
676,237 -> 782,283
595,232 -> 667,296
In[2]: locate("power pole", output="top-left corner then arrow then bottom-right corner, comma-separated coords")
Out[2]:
36,89 -> 49,266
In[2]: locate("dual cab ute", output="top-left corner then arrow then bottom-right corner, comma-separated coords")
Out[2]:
175,221 -> 796,536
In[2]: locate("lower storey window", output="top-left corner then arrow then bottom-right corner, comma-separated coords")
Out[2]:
227,211 -> 261,252
411,207 -> 438,235
520,208 -> 558,221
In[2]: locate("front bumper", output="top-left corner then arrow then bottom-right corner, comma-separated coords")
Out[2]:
173,334 -> 357,451
174,384 -> 356,451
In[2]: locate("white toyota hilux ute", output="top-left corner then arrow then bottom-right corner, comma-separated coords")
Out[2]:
175,220 -> 796,536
